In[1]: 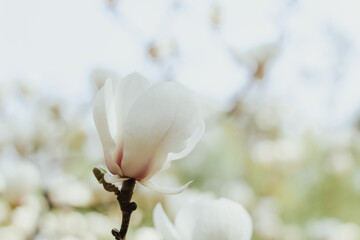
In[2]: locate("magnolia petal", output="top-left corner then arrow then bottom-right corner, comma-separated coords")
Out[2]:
139,180 -> 192,195
191,198 -> 253,240
104,172 -> 129,184
104,79 -> 119,143
162,114 -> 205,171
153,203 -> 181,240
112,72 -> 151,144
93,79 -> 122,175
121,82 -> 204,179
174,199 -> 204,240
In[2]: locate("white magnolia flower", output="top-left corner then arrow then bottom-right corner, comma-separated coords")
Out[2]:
153,198 -> 253,240
93,72 -> 205,194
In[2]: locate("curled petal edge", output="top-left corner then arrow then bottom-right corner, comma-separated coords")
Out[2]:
139,180 -> 192,195
104,172 -> 130,183
153,203 -> 181,240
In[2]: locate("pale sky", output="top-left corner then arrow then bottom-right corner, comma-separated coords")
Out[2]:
0,0 -> 359,134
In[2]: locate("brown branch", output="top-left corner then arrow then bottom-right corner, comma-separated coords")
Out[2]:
112,178 -> 137,240
93,168 -> 137,240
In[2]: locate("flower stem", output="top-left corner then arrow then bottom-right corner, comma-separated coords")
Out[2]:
112,178 -> 137,240
92,168 -> 137,240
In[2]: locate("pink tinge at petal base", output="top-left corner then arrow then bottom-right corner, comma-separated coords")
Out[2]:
115,142 -> 124,168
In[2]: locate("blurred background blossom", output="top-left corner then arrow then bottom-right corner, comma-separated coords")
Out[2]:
0,0 -> 360,239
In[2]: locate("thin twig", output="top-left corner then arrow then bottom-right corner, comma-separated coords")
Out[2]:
93,168 -> 137,240
112,178 -> 137,240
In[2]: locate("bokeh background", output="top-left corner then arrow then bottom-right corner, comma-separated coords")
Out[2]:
1,0 -> 360,239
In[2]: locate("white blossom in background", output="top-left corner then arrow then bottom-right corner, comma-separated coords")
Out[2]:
164,189 -> 216,219
307,218 -> 360,240
0,226 -> 24,240
153,198 -> 252,240
253,197 -> 283,239
0,200 -> 10,224
48,177 -> 93,207
11,195 -> 43,237
93,72 -> 205,194
133,227 -> 162,240
0,154 -> 41,202
220,180 -> 256,209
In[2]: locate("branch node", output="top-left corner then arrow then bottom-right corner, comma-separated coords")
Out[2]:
93,168 -> 137,240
